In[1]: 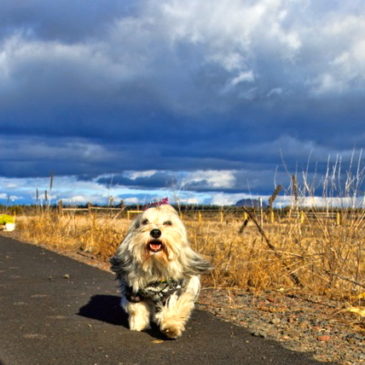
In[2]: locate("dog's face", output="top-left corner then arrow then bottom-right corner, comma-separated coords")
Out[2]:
111,203 -> 212,284
126,204 -> 188,267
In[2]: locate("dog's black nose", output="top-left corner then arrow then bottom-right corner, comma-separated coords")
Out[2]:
150,229 -> 161,239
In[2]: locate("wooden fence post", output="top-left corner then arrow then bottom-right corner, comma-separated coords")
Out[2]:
198,211 -> 202,223
57,200 -> 63,214
300,211 -> 305,224
220,211 -> 224,223
119,200 -> 125,217
336,212 -> 342,226
270,210 -> 275,224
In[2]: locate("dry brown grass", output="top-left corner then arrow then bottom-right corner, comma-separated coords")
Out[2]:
14,209 -> 365,300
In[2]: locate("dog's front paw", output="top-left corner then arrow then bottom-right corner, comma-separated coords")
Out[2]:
160,322 -> 184,339
129,314 -> 150,332
127,301 -> 151,332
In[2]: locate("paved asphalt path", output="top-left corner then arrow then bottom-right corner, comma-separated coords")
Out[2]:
0,236 -> 336,365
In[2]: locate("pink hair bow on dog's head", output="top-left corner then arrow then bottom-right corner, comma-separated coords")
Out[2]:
144,197 -> 169,210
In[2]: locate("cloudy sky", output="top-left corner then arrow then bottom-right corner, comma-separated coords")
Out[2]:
1,0 -> 365,206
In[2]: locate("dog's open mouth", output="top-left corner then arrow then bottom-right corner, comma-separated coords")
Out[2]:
148,240 -> 163,253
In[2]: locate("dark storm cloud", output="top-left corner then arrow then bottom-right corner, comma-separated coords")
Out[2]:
1,0 -> 365,200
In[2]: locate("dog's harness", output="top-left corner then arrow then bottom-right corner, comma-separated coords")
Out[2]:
125,279 -> 184,306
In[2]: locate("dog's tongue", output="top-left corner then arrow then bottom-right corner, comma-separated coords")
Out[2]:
149,242 -> 162,251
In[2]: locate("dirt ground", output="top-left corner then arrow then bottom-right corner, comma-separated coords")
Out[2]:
197,288 -> 364,365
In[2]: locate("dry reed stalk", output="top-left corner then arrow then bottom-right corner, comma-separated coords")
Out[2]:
241,207 -> 304,288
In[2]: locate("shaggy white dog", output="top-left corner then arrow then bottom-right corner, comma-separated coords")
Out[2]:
110,204 -> 212,338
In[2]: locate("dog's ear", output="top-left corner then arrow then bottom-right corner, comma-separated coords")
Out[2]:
185,250 -> 213,275
109,253 -> 133,280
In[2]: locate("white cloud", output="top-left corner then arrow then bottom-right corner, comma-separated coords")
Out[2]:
1,1 -> 365,112
0,192 -> 21,201
211,192 -> 246,206
231,71 -> 255,86
222,71 -> 255,94
123,197 -> 140,205
275,195 -> 365,209
146,0 -> 365,102
182,170 -> 236,189
210,192 -> 271,206
267,87 -> 283,97
176,197 -> 200,205
129,1 -> 365,106
127,170 -> 158,180
1,168 -> 365,207
0,32 -> 142,99
62,195 -> 91,204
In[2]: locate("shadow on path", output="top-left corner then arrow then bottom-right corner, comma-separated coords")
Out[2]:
78,295 -> 128,327
77,294 -> 166,339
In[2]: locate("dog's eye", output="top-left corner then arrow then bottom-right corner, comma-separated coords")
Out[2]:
163,220 -> 172,226
142,218 -> 149,225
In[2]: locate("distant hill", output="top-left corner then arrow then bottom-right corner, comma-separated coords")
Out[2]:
235,198 -> 268,208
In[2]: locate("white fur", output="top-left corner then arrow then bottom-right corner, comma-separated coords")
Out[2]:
110,204 -> 211,338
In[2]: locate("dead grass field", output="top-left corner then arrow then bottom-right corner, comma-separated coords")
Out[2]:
13,209 -> 365,302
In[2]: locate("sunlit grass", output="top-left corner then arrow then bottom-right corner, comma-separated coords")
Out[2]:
14,208 -> 364,300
